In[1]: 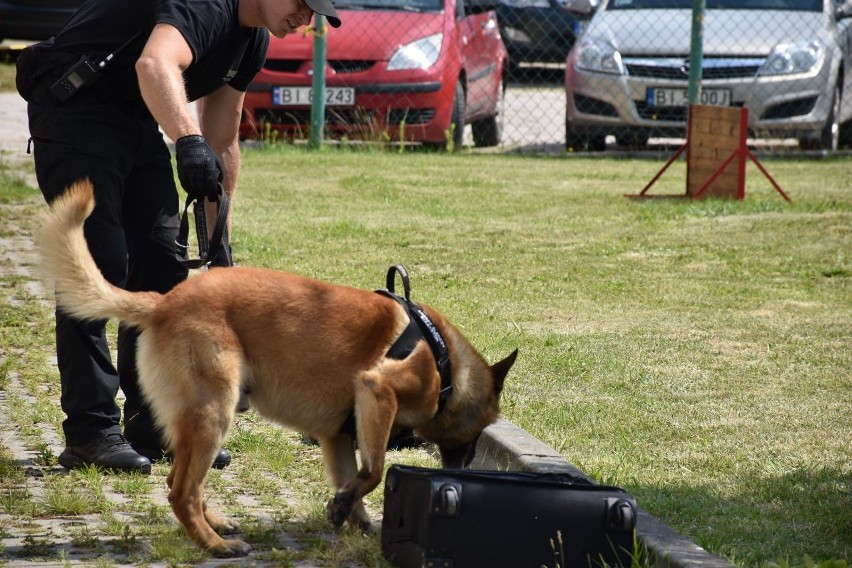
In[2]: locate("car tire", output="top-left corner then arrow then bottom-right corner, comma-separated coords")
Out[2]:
425,81 -> 465,151
800,83 -> 840,151
616,132 -> 649,150
565,120 -> 606,152
471,78 -> 504,148
840,119 -> 852,149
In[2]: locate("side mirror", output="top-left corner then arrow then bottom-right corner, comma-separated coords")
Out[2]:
563,0 -> 595,16
467,0 -> 501,15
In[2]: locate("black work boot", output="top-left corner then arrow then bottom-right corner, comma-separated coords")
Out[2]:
136,447 -> 232,470
58,433 -> 152,474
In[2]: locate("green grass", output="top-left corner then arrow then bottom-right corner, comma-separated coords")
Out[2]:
1,149 -> 850,566
0,62 -> 16,93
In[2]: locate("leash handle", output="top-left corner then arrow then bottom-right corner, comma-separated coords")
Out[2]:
176,184 -> 230,269
385,264 -> 411,301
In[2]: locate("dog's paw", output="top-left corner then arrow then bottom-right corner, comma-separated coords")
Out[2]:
206,511 -> 240,535
212,518 -> 241,536
326,495 -> 352,528
209,538 -> 252,558
347,516 -> 375,534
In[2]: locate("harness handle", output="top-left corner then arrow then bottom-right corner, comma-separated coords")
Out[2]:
385,264 -> 411,302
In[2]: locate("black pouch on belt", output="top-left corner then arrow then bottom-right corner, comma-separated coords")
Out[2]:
16,38 -> 79,106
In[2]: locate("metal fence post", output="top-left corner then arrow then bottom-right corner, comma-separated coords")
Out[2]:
309,15 -> 327,149
687,0 -> 705,105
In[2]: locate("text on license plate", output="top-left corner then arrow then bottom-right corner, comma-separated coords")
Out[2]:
647,87 -> 731,107
273,87 -> 355,106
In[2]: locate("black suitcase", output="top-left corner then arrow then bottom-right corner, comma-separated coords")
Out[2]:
381,465 -> 637,568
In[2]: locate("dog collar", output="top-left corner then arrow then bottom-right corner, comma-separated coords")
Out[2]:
377,265 -> 453,414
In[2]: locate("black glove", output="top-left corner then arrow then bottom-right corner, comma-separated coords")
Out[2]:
175,135 -> 222,201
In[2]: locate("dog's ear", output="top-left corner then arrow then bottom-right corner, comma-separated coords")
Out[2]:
490,349 -> 518,394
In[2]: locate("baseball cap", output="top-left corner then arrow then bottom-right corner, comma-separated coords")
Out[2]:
305,0 -> 341,28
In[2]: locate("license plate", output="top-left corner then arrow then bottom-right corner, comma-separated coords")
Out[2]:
647,87 -> 731,107
272,86 -> 355,106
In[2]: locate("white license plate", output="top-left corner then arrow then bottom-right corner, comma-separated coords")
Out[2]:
272,86 -> 355,107
647,87 -> 731,107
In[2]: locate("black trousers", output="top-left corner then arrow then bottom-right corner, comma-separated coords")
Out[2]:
28,94 -> 188,449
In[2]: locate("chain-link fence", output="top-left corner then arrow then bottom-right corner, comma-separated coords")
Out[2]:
503,0 -> 852,153
3,0 -> 849,153
244,0 -> 852,153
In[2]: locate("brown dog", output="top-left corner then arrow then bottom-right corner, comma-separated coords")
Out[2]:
38,180 -> 517,557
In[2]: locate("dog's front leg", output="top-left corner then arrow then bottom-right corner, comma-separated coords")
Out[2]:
325,373 -> 397,530
318,433 -> 370,530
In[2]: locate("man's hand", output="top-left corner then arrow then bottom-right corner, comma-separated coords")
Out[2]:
175,135 -> 222,201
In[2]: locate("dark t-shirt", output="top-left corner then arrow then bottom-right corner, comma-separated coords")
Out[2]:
53,0 -> 268,102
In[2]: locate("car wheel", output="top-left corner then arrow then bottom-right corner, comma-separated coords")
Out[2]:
800,83 -> 840,151
471,78 -> 504,148
425,81 -> 465,151
616,132 -> 649,150
565,120 -> 606,152
840,119 -> 852,149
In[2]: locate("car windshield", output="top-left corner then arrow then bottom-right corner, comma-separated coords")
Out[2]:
605,0 -> 821,10
332,0 -> 443,11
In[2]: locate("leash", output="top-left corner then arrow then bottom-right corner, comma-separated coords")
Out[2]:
175,183 -> 232,269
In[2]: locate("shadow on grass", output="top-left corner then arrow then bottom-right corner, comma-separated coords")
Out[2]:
631,465 -> 851,565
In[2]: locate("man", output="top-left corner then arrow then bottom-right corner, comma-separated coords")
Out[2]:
16,0 -> 340,474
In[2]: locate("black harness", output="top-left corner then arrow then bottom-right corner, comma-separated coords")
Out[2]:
338,265 -> 453,441
377,265 -> 453,413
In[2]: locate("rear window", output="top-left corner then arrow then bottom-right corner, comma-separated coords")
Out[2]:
606,0 -> 821,10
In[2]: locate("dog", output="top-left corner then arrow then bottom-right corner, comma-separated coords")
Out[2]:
38,180 -> 518,557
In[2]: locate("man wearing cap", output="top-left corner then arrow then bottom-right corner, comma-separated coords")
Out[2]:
16,0 -> 340,474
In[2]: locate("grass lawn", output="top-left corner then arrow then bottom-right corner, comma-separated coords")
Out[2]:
1,147 -> 850,566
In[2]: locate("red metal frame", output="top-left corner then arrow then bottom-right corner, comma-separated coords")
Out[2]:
625,106 -> 791,203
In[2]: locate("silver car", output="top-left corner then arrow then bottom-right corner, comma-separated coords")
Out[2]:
563,0 -> 852,150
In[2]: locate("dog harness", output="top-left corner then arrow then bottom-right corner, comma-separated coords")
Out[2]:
337,265 -> 453,442
376,265 -> 453,413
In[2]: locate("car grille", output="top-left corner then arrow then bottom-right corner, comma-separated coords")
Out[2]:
635,101 -> 744,122
264,59 -> 376,73
255,107 -> 435,126
330,60 -> 375,73
624,57 -> 764,80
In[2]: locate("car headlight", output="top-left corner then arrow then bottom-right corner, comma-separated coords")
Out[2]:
573,36 -> 624,75
388,33 -> 443,71
501,0 -> 551,7
760,40 -> 824,76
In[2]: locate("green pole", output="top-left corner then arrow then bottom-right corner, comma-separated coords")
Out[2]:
309,15 -> 327,149
687,0 -> 705,105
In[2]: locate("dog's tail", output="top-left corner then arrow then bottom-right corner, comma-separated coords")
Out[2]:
38,179 -> 161,329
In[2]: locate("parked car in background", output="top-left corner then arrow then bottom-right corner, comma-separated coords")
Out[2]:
495,0 -> 598,72
564,0 -> 852,151
0,0 -> 77,41
240,0 -> 508,149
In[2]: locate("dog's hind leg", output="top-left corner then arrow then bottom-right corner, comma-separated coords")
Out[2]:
163,345 -> 247,557
168,408 -> 249,558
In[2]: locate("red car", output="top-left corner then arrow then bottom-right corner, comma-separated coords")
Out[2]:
240,0 -> 508,149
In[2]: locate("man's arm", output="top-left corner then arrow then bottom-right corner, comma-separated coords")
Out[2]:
198,84 -> 246,199
135,23 -> 198,142
197,85 -> 245,239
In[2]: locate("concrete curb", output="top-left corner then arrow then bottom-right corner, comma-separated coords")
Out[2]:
471,418 -> 732,568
